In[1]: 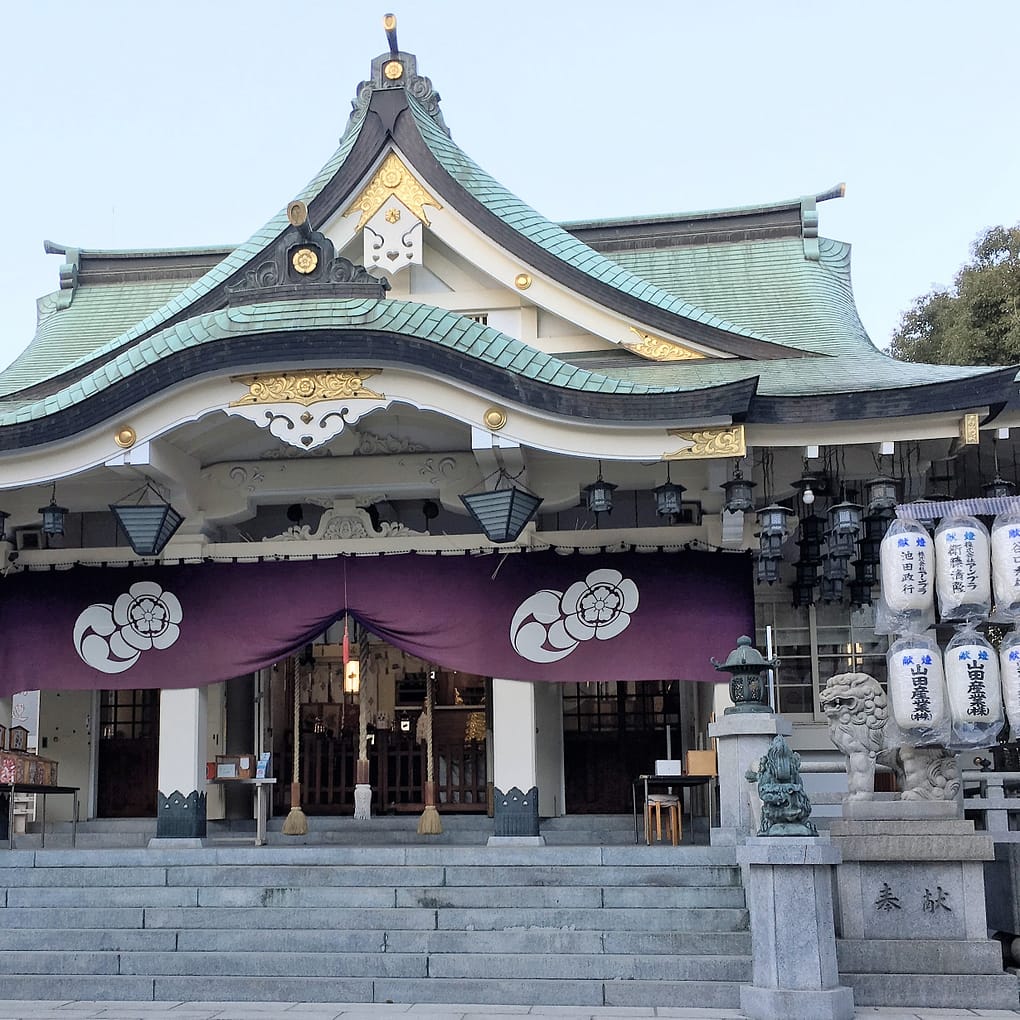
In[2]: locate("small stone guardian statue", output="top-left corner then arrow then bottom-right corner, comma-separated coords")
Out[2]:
746,734 -> 818,836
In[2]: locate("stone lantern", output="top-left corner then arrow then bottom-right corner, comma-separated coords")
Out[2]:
711,635 -> 777,714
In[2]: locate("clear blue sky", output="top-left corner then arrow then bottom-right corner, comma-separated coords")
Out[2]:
1,1 -> 1017,372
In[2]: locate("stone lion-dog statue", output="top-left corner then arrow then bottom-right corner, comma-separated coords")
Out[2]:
819,671 -> 959,801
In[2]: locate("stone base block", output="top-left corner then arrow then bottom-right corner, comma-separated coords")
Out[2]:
842,971 -> 1019,1008
486,835 -> 546,847
837,937 -> 1003,974
147,837 -> 206,849
842,798 -> 960,821
739,983 -> 854,1020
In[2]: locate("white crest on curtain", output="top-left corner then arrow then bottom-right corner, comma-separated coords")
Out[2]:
509,568 -> 639,663
73,581 -> 183,674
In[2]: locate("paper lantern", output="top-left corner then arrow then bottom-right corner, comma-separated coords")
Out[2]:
879,520 -> 934,616
998,630 -> 1020,739
886,633 -> 949,745
991,510 -> 1020,618
944,629 -> 1003,747
935,515 -> 991,621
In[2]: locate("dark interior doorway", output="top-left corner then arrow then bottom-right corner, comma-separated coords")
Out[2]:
96,688 -> 159,817
563,680 -> 681,813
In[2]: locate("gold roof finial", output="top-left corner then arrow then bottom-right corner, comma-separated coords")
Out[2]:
383,13 -> 398,56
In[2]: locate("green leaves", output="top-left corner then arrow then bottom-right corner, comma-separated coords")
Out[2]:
891,224 -> 1020,366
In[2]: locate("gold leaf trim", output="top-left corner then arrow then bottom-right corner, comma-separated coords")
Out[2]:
624,327 -> 706,362
345,153 -> 442,231
664,425 -> 746,460
231,371 -> 384,408
960,413 -> 980,446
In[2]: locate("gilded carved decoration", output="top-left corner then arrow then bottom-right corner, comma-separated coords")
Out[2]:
345,153 -> 442,231
624,327 -> 706,362
959,413 -> 980,447
231,371 -> 384,408
664,425 -> 746,460
226,371 -> 390,451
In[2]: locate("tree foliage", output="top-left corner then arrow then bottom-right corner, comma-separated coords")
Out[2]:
890,225 -> 1020,365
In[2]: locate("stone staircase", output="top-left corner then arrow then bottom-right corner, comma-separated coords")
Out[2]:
0,843 -> 750,1007
17,812 -> 648,849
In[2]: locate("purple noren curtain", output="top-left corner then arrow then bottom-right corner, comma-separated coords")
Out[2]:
0,550 -> 753,697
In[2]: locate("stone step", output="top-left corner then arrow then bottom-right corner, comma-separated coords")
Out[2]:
2,844 -> 736,867
0,950 -> 749,983
427,952 -> 750,982
3,881 -> 742,913
837,937 -> 1005,975
130,903 -> 749,933
843,971 -> 1020,1009
0,930 -> 177,952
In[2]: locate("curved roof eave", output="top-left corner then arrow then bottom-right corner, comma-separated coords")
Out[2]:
0,299 -> 763,453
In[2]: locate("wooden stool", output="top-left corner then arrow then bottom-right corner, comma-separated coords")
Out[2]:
645,793 -> 681,846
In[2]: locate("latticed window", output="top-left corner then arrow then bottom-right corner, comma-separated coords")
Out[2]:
562,680 -> 680,733
99,689 -> 158,740
756,599 -> 888,718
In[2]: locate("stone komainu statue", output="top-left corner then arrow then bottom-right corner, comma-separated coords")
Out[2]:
820,671 -> 960,801
819,672 -> 888,800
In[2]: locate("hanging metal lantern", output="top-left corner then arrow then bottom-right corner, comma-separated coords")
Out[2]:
984,477 -> 1016,500
820,575 -> 845,602
755,555 -> 784,586
758,532 -> 785,559
822,552 -> 851,581
583,462 -> 617,516
111,502 -> 185,556
461,481 -> 543,543
755,504 -> 793,538
38,486 -> 68,537
864,476 -> 899,513
654,463 -> 686,522
797,533 -> 823,564
0,510 -> 9,542
826,500 -> 864,538
721,469 -> 756,513
796,559 -> 820,586
791,579 -> 816,608
849,579 -> 873,608
863,511 -> 894,542
859,536 -> 883,565
798,513 -> 825,544
855,558 -> 880,586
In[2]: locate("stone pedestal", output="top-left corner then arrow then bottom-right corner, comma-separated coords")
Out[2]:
830,799 -> 1019,1008
736,838 -> 854,1020
709,712 -> 791,846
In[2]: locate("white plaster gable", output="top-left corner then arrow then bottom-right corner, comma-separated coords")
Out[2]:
320,145 -> 728,360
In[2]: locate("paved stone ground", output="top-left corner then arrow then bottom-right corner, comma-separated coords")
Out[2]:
0,1004 -> 1019,1020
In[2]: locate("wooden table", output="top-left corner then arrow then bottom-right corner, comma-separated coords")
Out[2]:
631,774 -> 713,845
210,777 -> 276,845
4,783 -> 79,849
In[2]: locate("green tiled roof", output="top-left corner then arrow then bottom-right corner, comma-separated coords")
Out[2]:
405,97 -> 797,353
0,280 -> 194,398
608,235 -> 871,358
0,299 -> 679,426
0,110 -> 374,400
565,344 -> 1002,397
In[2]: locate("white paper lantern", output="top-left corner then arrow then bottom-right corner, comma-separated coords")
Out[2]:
886,634 -> 949,742
879,521 -> 934,614
935,515 -> 991,620
944,631 -> 1003,748
999,631 -> 1020,738
992,510 -> 1020,618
